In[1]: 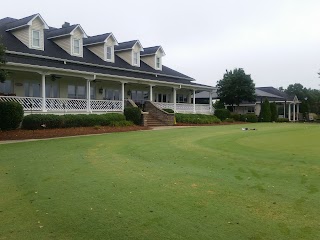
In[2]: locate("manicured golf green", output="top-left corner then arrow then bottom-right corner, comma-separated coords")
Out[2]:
0,123 -> 319,239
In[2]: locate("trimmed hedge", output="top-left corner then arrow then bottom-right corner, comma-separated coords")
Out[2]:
109,120 -> 134,127
240,114 -> 258,123
223,118 -> 235,123
0,102 -> 24,130
22,113 -> 127,130
124,107 -> 141,125
162,108 -> 174,114
276,118 -> 289,122
214,108 -> 230,121
175,113 -> 221,124
22,114 -> 63,130
230,113 -> 241,121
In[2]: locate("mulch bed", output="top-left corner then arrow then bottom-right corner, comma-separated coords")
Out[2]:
0,126 -> 150,141
0,122 -> 248,141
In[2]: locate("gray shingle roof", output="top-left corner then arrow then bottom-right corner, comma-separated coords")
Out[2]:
47,24 -> 79,39
115,40 -> 140,51
5,14 -> 37,31
0,15 -> 214,88
83,33 -> 112,46
141,46 -> 160,56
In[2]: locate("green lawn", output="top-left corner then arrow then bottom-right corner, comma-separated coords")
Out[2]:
0,123 -> 319,239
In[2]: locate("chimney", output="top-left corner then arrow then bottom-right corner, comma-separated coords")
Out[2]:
62,22 -> 70,28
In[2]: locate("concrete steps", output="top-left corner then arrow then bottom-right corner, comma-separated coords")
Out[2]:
146,115 -> 167,126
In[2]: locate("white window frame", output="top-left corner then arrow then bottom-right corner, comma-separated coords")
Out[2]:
105,46 -> 113,61
133,52 -> 139,66
73,38 -> 81,55
156,57 -> 161,69
31,30 -> 41,49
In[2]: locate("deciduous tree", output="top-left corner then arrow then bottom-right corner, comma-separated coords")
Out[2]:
216,68 -> 255,107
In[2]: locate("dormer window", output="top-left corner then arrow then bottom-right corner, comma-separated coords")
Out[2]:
73,38 -> 80,55
106,46 -> 112,61
156,57 -> 161,69
32,30 -> 41,49
133,52 -> 138,65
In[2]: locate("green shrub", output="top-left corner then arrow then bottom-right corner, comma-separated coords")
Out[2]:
230,113 -> 241,121
259,98 -> 271,122
223,118 -> 234,123
175,113 -> 221,124
276,118 -> 289,122
22,114 -> 63,130
98,113 -> 126,126
124,107 -> 141,125
109,120 -> 134,127
270,102 -> 278,122
0,102 -> 24,130
162,108 -> 174,114
240,114 -> 258,123
214,108 -> 230,121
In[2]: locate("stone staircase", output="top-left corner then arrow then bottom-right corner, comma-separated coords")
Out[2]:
146,114 -> 168,127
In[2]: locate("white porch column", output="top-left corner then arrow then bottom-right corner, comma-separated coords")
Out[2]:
288,104 -> 291,121
209,91 -> 213,113
121,82 -> 125,111
86,79 -> 91,113
297,104 -> 300,121
41,73 -> 47,112
193,89 -> 196,113
149,85 -> 153,101
293,104 -> 296,122
173,88 -> 177,113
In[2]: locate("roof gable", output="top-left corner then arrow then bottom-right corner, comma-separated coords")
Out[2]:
115,40 -> 143,52
47,24 -> 87,39
6,14 -> 49,31
141,46 -> 165,56
83,33 -> 118,46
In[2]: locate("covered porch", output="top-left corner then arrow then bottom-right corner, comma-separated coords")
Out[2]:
0,67 -> 214,115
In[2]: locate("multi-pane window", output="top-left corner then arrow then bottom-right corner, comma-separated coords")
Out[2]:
176,94 -> 187,103
68,84 -> 86,99
45,83 -> 59,98
73,39 -> 80,55
156,57 -> 161,69
24,82 -> 41,97
133,52 -> 138,65
0,80 -> 13,95
105,89 -> 121,100
106,46 -> 112,60
32,30 -> 40,48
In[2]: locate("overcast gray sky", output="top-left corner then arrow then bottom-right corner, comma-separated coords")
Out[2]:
2,0 -> 320,89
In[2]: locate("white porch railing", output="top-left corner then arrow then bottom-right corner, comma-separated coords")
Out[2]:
153,102 -> 212,114
0,96 -> 123,112
90,100 -> 122,112
0,96 -> 42,111
46,98 -> 87,111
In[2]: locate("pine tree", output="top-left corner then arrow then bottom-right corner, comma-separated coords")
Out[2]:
259,98 -> 271,122
270,102 -> 278,122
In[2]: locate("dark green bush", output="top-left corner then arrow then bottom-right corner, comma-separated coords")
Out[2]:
240,114 -> 258,123
98,113 -> 126,126
175,113 -> 221,124
162,108 -> 174,114
223,118 -> 235,123
276,118 -> 289,122
109,120 -> 134,127
22,114 -> 63,130
214,108 -> 230,121
230,113 -> 241,121
270,102 -> 278,122
259,98 -> 271,122
124,107 -> 141,125
0,102 -> 24,130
